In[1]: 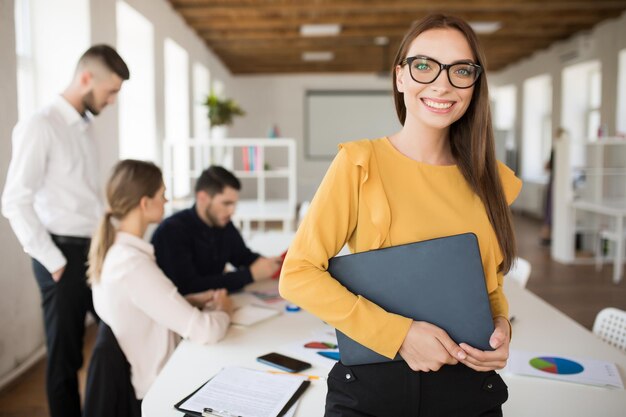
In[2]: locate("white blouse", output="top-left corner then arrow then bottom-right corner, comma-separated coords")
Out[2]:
92,232 -> 230,398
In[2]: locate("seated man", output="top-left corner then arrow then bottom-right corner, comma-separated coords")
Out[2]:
152,166 -> 281,294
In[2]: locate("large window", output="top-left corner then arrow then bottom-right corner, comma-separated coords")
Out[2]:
617,49 -> 626,136
491,84 -> 517,167
587,67 -> 602,139
116,1 -> 156,161
15,0 -> 35,120
522,74 -> 552,181
164,38 -> 190,198
562,60 -> 602,142
14,0 -> 89,116
192,63 -> 210,139
562,60 -> 602,169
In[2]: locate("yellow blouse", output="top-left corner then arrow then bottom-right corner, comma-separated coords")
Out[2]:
279,138 -> 522,359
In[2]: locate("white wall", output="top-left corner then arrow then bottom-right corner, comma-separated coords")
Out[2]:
0,0 -> 45,388
0,0 -> 235,387
491,11 -> 626,220
228,74 -> 392,200
490,11 -> 626,151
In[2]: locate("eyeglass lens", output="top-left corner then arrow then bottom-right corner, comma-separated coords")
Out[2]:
409,57 -> 479,88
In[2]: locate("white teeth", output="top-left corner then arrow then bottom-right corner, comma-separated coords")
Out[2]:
423,99 -> 453,109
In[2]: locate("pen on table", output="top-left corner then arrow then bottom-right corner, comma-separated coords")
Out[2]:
202,407 -> 242,417
267,370 -> 327,380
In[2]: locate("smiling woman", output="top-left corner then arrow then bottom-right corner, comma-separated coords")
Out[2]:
280,13 -> 521,417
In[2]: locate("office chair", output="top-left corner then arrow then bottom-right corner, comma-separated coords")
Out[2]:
593,307 -> 626,352
505,257 -> 532,288
84,322 -> 141,417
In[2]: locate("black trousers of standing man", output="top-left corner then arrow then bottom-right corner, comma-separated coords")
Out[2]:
32,235 -> 98,417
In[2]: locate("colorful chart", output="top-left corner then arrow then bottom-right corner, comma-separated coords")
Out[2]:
529,356 -> 584,375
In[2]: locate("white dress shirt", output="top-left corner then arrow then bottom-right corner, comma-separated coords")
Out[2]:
92,232 -> 230,399
1,96 -> 103,273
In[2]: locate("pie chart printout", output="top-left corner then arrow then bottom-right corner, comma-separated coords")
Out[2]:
529,356 -> 585,375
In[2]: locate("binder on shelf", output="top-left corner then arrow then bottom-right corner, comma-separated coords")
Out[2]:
328,233 -> 495,366
174,366 -> 310,417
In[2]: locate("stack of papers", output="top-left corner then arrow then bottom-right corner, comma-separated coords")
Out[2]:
175,367 -> 309,417
504,349 -> 624,389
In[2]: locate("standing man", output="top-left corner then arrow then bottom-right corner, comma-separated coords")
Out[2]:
151,166 -> 281,294
2,45 -> 129,417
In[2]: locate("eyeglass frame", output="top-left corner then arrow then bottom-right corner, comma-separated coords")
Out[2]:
400,55 -> 483,89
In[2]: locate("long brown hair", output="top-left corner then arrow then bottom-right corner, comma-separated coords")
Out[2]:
392,14 -> 516,273
87,159 -> 163,284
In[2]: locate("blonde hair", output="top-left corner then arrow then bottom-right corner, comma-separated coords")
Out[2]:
87,159 -> 163,284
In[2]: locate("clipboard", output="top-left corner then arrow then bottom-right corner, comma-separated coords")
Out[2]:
328,232 -> 495,366
174,367 -> 310,417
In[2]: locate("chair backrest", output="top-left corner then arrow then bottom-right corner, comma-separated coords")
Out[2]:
505,257 -> 532,288
593,307 -> 626,352
84,322 -> 141,417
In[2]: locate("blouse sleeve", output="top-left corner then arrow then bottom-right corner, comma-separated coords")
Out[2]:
497,162 -> 522,206
279,146 -> 412,359
122,258 -> 230,345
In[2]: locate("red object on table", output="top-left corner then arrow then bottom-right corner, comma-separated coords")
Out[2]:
272,250 -> 288,279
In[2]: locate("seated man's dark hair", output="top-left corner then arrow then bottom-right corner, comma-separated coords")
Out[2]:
195,166 -> 241,196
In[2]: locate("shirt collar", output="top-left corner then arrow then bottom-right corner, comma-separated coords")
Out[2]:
115,231 -> 155,259
53,95 -> 92,131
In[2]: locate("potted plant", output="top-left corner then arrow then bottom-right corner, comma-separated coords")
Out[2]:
203,90 -> 245,127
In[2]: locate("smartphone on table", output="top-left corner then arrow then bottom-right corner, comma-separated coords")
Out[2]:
257,352 -> 311,373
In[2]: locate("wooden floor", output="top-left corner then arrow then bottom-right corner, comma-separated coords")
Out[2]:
1,214 -> 625,416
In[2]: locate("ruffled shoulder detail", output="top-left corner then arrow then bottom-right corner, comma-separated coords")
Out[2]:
338,140 -> 391,250
497,161 -> 522,206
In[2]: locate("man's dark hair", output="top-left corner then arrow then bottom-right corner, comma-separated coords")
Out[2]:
195,166 -> 241,196
78,44 -> 130,80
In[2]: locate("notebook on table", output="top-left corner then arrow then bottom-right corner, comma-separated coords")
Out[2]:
327,232 -> 494,366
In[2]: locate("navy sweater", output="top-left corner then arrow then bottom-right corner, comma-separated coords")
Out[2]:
151,206 -> 260,295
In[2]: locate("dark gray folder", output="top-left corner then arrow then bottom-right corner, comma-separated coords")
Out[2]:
327,233 -> 494,366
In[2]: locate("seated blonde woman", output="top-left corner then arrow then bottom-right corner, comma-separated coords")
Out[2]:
88,159 -> 232,400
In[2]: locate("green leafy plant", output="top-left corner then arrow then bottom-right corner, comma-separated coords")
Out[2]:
203,90 -> 245,127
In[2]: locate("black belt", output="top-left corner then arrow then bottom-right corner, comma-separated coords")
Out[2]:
51,234 -> 91,246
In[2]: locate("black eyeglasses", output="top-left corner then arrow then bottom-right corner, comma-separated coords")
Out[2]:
401,55 -> 483,89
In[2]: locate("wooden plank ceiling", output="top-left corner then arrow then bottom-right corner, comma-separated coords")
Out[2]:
168,0 -> 626,74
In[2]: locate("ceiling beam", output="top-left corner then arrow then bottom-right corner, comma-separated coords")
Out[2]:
171,0 -> 626,16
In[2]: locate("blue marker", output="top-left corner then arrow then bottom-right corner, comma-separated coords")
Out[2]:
317,351 -> 340,361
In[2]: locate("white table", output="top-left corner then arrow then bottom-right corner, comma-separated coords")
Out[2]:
143,279 -> 626,417
571,199 -> 626,283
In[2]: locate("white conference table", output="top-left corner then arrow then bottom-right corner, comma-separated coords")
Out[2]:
143,282 -> 626,417
143,234 -> 626,417
571,198 -> 626,284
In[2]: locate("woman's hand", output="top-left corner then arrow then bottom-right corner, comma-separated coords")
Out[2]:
398,321 -> 467,372
184,289 -> 217,308
211,289 -> 234,317
458,316 -> 510,371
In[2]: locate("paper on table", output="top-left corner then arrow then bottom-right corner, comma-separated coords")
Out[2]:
504,349 -> 624,389
179,367 -> 307,417
232,304 -> 280,326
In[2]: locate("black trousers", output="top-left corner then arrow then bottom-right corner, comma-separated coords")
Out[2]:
325,360 -> 508,417
32,236 -> 98,417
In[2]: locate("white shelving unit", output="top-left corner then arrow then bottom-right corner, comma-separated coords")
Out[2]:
552,138 -> 626,266
163,138 -> 297,236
